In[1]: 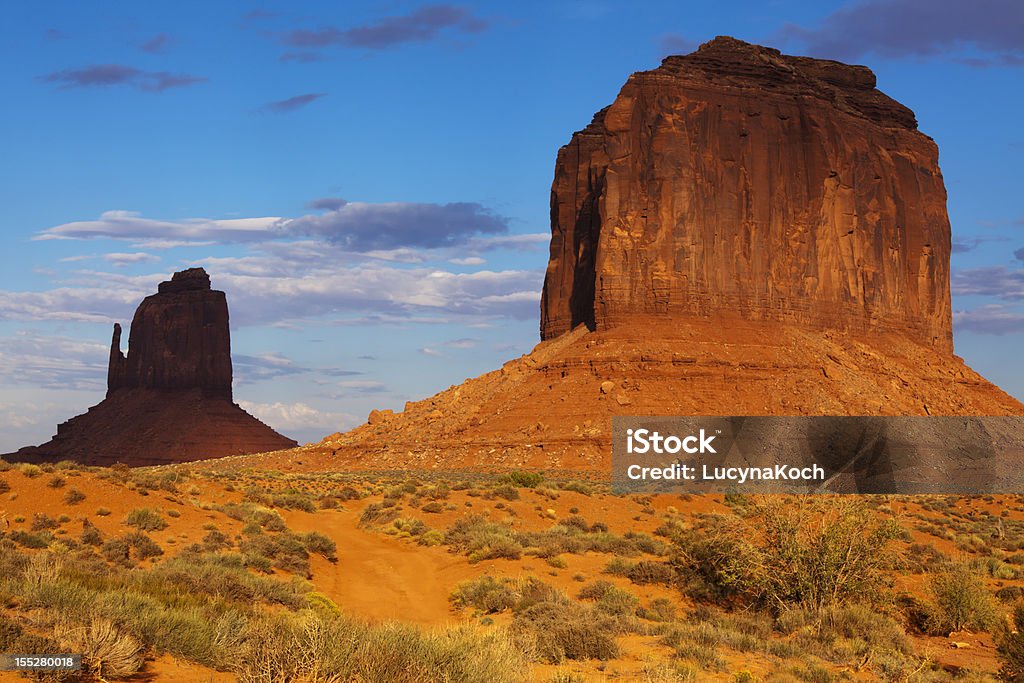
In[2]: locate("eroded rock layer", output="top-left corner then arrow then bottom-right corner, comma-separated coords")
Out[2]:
541,36 -> 953,350
12,268 -> 296,466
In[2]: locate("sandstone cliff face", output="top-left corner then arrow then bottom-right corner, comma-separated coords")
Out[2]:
108,267 -> 232,399
541,37 -> 953,351
14,268 -> 296,466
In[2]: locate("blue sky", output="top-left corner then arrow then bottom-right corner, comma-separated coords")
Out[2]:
1,0 -> 1022,449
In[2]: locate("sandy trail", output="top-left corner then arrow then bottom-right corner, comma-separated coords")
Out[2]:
285,506 -> 477,626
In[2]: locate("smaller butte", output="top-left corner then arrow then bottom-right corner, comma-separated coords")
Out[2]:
10,268 -> 297,467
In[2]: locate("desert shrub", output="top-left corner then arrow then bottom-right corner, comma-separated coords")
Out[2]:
444,515 -> 522,563
549,672 -> 585,683
101,532 -> 163,566
903,543 -> 946,574
360,501 -> 401,526
595,586 -> 639,616
241,534 -> 295,574
452,576 -> 518,613
214,502 -> 286,530
335,485 -> 360,501
48,475 -> 66,488
503,471 -> 544,489
603,558 -> 635,576
546,555 -> 568,569
95,507 -> 111,516
269,492 -> 317,513
63,488 -> 86,505
557,481 -> 592,496
124,508 -> 168,532
577,580 -> 616,601
493,485 -> 521,501
0,479 -> 10,494
0,613 -> 23,650
391,518 -> 428,538
638,597 -> 678,622
54,617 -> 143,679
674,499 -> 901,611
451,575 -> 566,615
519,521 -> 663,559
418,530 -> 444,546
661,622 -> 739,670
302,531 -> 338,562
80,519 -> 103,546
18,463 -> 42,478
421,501 -> 444,513
31,513 -> 61,531
318,495 -> 340,509
239,531 -> 321,577
201,528 -> 232,552
513,601 -> 620,662
627,560 -> 677,586
997,601 -> 1024,680
235,612 -> 526,683
10,530 -> 52,549
925,564 -> 997,633
998,586 -> 1024,604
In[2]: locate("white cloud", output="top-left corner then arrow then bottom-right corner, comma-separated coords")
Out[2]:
954,304 -> 1024,335
104,252 -> 160,267
336,379 -> 387,392
0,331 -> 108,391
238,400 -> 357,432
36,210 -> 282,243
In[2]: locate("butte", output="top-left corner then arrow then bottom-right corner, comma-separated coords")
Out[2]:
10,268 -> 297,466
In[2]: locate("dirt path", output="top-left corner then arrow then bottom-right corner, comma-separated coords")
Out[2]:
285,506 -> 478,626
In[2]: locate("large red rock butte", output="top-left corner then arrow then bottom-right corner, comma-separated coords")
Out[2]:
11,268 -> 297,466
219,37 -> 1021,476
542,36 -> 952,350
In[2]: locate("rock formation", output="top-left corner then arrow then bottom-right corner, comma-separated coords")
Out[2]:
11,268 -> 297,466
541,36 -> 952,351
107,268 -> 232,399
237,38 -> 1022,478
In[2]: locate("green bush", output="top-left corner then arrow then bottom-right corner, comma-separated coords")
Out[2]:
997,601 -> 1024,680
444,515 -> 522,563
31,513 -> 61,531
451,576 -> 566,614
674,500 -> 901,612
926,564 -> 997,633
513,602 -> 620,663
302,531 -> 338,562
80,519 -> 103,547
502,471 -> 544,489
10,530 -> 52,549
63,488 -> 86,505
493,485 -> 521,501
233,611 -> 526,683
101,532 -> 163,566
124,508 -> 168,532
